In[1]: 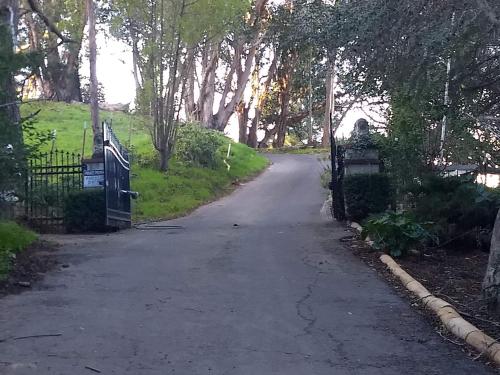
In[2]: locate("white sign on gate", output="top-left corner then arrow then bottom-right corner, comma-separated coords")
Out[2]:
82,161 -> 104,188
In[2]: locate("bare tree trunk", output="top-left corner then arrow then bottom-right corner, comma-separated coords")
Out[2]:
483,209 -> 500,313
274,89 -> 290,148
0,0 -> 25,199
322,51 -> 335,147
247,111 -> 259,148
197,0 -> 268,131
87,0 -> 102,157
131,31 -> 142,96
247,52 -> 277,148
0,1 -> 20,129
184,48 -> 196,120
34,0 -> 86,102
237,102 -> 249,144
213,42 -> 259,131
198,42 -> 218,127
273,56 -> 292,148
259,126 -> 277,148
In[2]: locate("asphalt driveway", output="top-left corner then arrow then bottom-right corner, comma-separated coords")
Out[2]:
0,154 -> 494,374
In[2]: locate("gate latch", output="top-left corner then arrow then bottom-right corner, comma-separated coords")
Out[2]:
120,190 -> 139,199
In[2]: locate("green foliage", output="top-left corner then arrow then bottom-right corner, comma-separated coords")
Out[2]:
0,20 -> 44,200
23,102 -> 268,222
132,143 -> 268,221
63,190 -> 106,233
362,212 -> 436,257
344,173 -> 392,221
320,167 -> 332,190
0,221 -> 37,278
408,175 -> 500,245
180,0 -> 250,44
374,92 -> 441,194
81,81 -> 106,104
21,102 -> 149,158
174,123 -> 225,168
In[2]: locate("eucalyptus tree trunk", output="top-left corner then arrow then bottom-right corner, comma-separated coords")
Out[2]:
0,1 -> 21,136
247,51 -> 277,148
0,0 -> 24,199
26,0 -> 86,102
0,0 -> 20,125
483,210 -> 500,313
194,0 -> 268,131
322,51 -> 335,147
237,102 -> 249,144
273,55 -> 292,148
86,0 -> 102,157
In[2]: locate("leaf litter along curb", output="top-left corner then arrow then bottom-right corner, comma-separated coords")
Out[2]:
381,254 -> 500,366
0,240 -> 59,298
345,225 -> 500,366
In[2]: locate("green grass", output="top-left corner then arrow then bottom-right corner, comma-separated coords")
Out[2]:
21,101 -> 268,222
0,221 -> 37,279
133,143 -> 268,221
22,101 -> 151,157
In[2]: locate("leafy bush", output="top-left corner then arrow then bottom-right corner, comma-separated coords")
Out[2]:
0,221 -> 37,277
408,175 -> 500,246
320,166 -> 332,190
344,173 -> 392,221
362,212 -> 436,257
63,189 -> 106,233
174,123 -> 225,169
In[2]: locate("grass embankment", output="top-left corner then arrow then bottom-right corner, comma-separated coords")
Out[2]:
21,101 -> 268,221
0,221 -> 37,279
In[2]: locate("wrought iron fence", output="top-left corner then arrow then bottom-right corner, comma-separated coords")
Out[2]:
25,150 -> 82,232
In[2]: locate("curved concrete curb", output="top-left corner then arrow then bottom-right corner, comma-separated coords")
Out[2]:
380,254 -> 500,366
348,221 -> 500,365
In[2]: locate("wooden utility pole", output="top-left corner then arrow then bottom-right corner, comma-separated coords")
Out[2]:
87,0 -> 101,157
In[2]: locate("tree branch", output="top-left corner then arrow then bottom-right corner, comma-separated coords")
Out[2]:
26,0 -> 75,43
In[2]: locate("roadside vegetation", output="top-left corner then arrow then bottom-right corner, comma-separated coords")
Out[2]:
21,102 -> 268,221
0,221 -> 37,279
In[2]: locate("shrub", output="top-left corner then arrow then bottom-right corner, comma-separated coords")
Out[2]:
362,212 -> 436,257
320,166 -> 332,190
63,189 -> 106,233
0,221 -> 37,277
174,123 -> 225,169
343,173 -> 392,221
408,175 -> 500,247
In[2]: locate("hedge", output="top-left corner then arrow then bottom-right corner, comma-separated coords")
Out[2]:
343,173 -> 392,222
63,189 -> 107,233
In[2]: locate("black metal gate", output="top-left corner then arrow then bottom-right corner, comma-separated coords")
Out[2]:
25,150 -> 83,231
103,122 -> 132,228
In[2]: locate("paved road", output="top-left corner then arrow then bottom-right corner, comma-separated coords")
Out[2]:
0,154 -> 494,374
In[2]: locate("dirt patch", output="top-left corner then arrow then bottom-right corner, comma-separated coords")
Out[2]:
0,241 -> 59,297
344,230 -> 500,364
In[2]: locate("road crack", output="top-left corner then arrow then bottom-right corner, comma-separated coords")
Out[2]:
295,273 -> 320,336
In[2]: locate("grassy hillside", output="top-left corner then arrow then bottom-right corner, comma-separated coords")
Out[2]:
21,101 -> 268,222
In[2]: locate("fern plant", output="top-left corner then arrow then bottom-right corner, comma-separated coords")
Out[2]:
361,212 -> 437,257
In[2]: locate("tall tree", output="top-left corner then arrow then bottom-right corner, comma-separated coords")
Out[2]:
86,0 -> 101,156
187,0 -> 268,131
110,0 -> 249,170
477,0 -> 500,313
22,0 -> 87,102
0,0 -> 24,196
